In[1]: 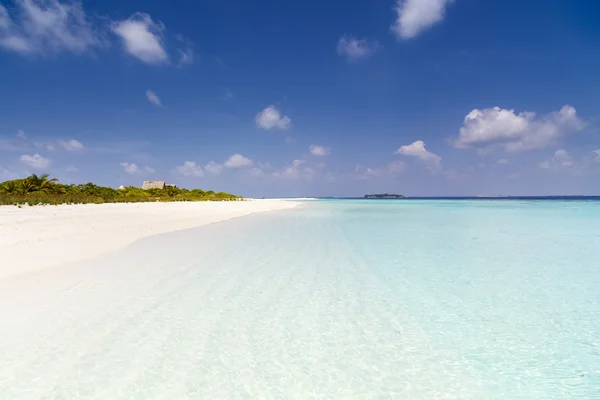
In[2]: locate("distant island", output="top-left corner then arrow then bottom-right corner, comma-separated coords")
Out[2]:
364,194 -> 406,199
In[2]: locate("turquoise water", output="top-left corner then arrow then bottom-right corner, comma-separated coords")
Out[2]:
1,200 -> 599,399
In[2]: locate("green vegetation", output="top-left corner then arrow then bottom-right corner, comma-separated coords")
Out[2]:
364,193 -> 406,199
0,174 -> 241,206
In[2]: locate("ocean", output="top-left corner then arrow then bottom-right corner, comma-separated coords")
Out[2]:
1,200 -> 599,399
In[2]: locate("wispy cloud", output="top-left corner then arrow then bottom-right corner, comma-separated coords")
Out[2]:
243,161 -> 272,178
20,153 -> 50,169
336,35 -> 379,61
0,130 -> 36,151
204,161 -> 223,175
391,0 -> 455,39
309,145 -> 331,156
387,160 -> 406,174
539,149 -> 574,170
255,105 -> 291,130
354,164 -> 382,180
177,47 -> 194,66
272,159 -> 316,181
57,139 -> 84,152
353,160 -> 405,180
120,162 -> 154,174
1,131 -> 84,153
0,3 -> 196,66
0,0 -> 105,55
221,88 -> 233,101
174,34 -> 194,66
174,161 -> 204,177
145,89 -> 161,106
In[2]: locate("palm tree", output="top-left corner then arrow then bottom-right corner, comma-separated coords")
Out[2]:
1,181 -> 22,194
165,185 -> 179,197
27,174 -> 58,193
19,179 -> 36,194
49,184 -> 66,194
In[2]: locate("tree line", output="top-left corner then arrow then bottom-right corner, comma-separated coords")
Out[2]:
0,174 -> 241,205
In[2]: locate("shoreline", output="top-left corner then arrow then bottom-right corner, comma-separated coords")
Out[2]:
0,200 -> 300,278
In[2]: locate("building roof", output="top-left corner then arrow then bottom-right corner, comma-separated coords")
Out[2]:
142,180 -> 166,190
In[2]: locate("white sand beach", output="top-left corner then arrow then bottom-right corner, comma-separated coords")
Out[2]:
0,200 -> 299,278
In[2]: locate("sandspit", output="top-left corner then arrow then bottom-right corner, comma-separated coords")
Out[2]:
0,200 -> 299,278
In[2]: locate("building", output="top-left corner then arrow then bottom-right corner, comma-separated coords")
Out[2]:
142,180 -> 166,190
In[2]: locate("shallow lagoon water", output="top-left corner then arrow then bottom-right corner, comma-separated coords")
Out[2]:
0,200 -> 599,399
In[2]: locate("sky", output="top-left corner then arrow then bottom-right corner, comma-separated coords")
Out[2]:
1,0 -> 599,197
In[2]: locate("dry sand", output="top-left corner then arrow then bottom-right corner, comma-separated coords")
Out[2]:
0,200 -> 299,278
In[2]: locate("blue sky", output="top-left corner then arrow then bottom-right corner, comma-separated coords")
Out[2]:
1,0 -> 599,197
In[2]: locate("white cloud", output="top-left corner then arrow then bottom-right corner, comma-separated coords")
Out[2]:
354,164 -> 382,179
20,153 -> 50,169
146,89 -> 161,106
309,145 -> 330,156
246,161 -> 272,178
273,159 -> 316,180
174,161 -> 203,177
204,161 -> 223,175
336,35 -> 379,61
111,13 -> 167,64
539,149 -> 574,170
454,105 -> 585,153
0,0 -> 104,55
594,149 -> 600,162
395,140 -> 441,166
354,160 -> 405,180
120,162 -> 139,174
497,159 -> 509,165
120,162 -> 153,174
57,139 -> 84,152
2,132 -> 86,153
255,105 -> 291,130
224,153 -> 253,168
391,0 -> 454,39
